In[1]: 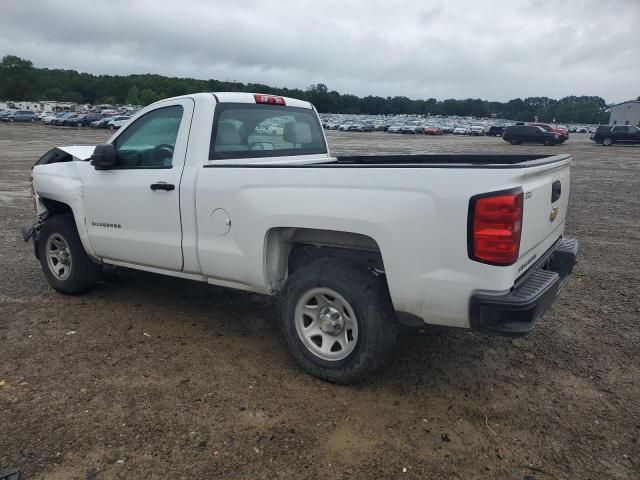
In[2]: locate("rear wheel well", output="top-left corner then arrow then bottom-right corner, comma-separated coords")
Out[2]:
264,227 -> 385,292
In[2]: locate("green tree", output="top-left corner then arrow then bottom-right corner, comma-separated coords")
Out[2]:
0,54 -> 615,122
61,91 -> 83,103
126,85 -> 140,105
95,96 -> 117,105
45,87 -> 63,100
0,55 -> 38,99
139,88 -> 158,105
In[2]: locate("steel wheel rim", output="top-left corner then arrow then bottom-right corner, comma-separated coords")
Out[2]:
45,233 -> 72,281
294,287 -> 359,361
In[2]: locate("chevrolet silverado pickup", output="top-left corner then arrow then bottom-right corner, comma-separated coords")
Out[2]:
22,92 -> 578,383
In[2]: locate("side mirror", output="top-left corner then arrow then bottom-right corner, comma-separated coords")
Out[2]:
91,143 -> 116,170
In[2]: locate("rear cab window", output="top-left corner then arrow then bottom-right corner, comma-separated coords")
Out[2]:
209,104 -> 327,160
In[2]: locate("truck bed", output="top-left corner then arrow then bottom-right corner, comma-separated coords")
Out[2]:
332,154 -> 566,168
204,154 -> 570,168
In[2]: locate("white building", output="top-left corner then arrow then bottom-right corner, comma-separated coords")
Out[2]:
609,100 -> 640,127
1,100 -> 79,112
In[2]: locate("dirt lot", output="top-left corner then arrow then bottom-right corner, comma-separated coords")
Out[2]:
1,123 -> 639,480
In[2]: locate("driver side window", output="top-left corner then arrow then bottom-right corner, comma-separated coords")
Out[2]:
114,105 -> 183,168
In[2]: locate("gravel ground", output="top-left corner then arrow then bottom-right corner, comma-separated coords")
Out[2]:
0,123 -> 639,480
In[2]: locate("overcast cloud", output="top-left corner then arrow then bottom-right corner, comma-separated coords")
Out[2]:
1,0 -> 638,103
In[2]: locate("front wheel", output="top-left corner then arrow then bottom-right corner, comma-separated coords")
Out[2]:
38,214 -> 101,294
602,137 -> 613,146
279,259 -> 398,384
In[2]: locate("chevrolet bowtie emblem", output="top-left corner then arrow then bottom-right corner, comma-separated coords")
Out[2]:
549,206 -> 559,222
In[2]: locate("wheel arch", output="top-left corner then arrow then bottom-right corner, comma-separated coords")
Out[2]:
38,196 -> 100,262
263,227 -> 386,292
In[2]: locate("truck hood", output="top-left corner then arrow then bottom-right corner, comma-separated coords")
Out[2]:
58,145 -> 95,161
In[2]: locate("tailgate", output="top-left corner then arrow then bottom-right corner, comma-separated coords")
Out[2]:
518,156 -> 572,265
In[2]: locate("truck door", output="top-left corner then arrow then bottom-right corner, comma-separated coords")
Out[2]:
82,98 -> 194,270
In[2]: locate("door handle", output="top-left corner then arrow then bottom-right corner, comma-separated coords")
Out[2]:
150,182 -> 175,191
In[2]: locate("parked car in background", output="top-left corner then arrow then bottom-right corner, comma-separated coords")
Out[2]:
387,123 -> 404,133
423,126 -> 443,135
0,109 -> 16,120
485,125 -> 506,136
348,122 -> 366,132
52,112 -> 76,126
469,125 -> 485,136
503,125 -> 562,146
64,112 -> 103,127
338,121 -> 354,131
452,126 -> 468,135
90,116 -> 116,128
107,116 -> 131,130
401,121 -> 423,134
590,125 -> 640,146
43,112 -> 67,124
2,110 -> 38,122
529,123 -> 568,141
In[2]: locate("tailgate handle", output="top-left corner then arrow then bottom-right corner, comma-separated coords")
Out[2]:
551,181 -> 561,203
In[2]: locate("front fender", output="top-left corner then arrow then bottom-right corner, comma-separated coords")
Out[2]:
32,162 -> 99,261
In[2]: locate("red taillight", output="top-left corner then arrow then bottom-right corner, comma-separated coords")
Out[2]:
469,190 -> 523,265
254,94 -> 286,106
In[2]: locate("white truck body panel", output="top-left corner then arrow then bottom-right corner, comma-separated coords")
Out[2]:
31,92 -> 573,330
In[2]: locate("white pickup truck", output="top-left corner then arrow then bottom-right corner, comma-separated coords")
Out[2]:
23,92 -> 578,383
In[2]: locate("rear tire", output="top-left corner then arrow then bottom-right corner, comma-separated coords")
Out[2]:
38,214 -> 101,294
279,259 -> 398,384
602,137 -> 613,146
509,138 -> 520,145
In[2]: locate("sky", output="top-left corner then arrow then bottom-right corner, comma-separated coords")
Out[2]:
1,0 -> 639,103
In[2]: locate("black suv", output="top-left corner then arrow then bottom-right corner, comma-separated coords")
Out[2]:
590,125 -> 640,146
486,125 -> 506,136
502,125 -> 562,146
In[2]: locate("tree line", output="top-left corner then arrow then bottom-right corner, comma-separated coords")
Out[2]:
1,54 -> 626,123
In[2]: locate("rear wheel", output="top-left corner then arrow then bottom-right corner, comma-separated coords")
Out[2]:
509,138 -> 520,145
602,137 -> 613,146
38,214 -> 101,294
279,259 -> 397,384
